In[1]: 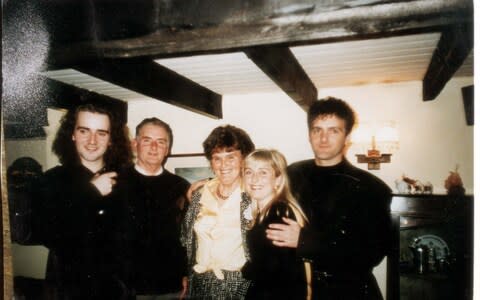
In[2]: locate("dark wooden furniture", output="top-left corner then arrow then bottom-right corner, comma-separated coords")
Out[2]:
390,194 -> 473,300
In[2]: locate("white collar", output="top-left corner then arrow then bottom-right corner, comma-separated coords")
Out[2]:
134,164 -> 164,176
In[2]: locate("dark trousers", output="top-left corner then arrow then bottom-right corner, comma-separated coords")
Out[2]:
312,272 -> 383,300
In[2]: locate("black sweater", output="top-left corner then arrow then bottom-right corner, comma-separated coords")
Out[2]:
119,167 -> 190,295
242,201 -> 307,300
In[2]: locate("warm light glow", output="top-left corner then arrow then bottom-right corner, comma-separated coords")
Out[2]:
375,122 -> 399,153
352,122 -> 399,154
351,121 -> 399,170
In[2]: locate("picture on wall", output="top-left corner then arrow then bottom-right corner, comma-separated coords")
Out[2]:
175,166 -> 214,183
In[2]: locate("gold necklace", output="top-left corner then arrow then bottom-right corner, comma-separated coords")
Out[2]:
216,187 -> 231,200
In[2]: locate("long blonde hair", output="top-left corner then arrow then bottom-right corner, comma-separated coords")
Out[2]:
243,149 -> 307,227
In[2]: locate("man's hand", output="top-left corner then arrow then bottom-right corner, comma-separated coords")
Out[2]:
91,171 -> 117,196
179,276 -> 188,299
186,178 -> 209,201
266,217 -> 301,248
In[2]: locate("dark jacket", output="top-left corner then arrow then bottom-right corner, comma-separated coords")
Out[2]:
242,201 -> 308,300
33,164 -> 129,300
288,159 -> 392,300
119,166 -> 190,295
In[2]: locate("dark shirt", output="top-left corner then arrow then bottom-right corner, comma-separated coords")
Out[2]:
120,166 -> 190,295
33,164 -> 128,299
242,201 -> 307,300
288,159 -> 392,299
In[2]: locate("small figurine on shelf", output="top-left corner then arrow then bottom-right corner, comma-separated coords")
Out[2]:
444,165 -> 465,196
402,175 -> 424,194
395,176 -> 411,194
423,182 -> 433,194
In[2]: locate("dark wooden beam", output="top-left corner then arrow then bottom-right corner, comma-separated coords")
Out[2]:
245,46 -> 317,110
423,23 -> 473,101
73,58 -> 222,119
48,0 -> 472,66
46,79 -> 129,125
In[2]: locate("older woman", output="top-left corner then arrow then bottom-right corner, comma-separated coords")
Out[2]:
241,149 -> 310,300
181,125 -> 255,299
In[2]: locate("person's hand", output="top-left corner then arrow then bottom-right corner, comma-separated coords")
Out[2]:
91,171 -> 117,196
179,276 -> 188,299
186,178 -> 209,201
266,217 -> 301,248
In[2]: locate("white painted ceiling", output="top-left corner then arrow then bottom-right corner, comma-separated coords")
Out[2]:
42,32 -> 473,102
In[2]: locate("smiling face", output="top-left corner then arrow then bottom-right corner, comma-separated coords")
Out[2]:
133,123 -> 170,173
309,114 -> 349,166
210,148 -> 243,187
244,159 -> 280,205
72,111 -> 111,171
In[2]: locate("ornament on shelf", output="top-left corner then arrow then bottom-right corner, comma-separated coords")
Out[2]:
444,165 -> 465,196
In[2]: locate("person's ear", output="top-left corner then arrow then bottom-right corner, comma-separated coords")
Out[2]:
131,139 -> 138,154
275,175 -> 283,190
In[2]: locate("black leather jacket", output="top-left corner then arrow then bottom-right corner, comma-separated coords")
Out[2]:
288,159 -> 392,299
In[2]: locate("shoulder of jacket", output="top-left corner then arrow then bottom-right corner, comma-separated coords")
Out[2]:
341,162 -> 392,194
44,165 -> 68,177
288,159 -> 315,173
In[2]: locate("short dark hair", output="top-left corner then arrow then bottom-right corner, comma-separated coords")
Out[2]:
203,125 -> 255,160
52,103 -> 133,170
135,117 -> 174,152
307,97 -> 356,135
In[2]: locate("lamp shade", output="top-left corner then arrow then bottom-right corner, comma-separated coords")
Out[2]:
351,121 -> 399,154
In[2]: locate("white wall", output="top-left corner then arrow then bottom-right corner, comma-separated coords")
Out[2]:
129,77 -> 474,195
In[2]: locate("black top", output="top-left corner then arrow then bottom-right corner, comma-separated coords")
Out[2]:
32,164 -> 129,299
288,159 -> 392,299
119,166 -> 190,295
242,201 -> 307,300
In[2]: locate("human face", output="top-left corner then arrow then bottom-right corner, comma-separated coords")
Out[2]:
309,114 -> 349,166
133,124 -> 170,173
210,149 -> 243,187
72,111 -> 111,171
244,160 -> 280,205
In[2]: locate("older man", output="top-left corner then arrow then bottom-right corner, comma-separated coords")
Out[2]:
121,118 -> 190,299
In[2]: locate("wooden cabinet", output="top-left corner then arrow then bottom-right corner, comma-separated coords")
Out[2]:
390,194 -> 473,300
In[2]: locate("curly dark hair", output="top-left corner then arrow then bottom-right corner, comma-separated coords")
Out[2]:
203,125 -> 255,160
308,97 -> 357,135
52,103 -> 133,170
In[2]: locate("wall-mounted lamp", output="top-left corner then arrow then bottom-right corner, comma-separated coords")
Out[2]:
351,122 -> 399,170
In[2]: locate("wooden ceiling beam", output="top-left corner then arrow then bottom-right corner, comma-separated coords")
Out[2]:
48,0 -> 472,66
245,46 -> 317,110
422,23 -> 473,101
73,58 -> 223,119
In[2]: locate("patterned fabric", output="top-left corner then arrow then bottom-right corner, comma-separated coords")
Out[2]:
189,270 -> 250,300
181,183 -> 252,299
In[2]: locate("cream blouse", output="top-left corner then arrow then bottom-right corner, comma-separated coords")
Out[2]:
193,179 -> 246,279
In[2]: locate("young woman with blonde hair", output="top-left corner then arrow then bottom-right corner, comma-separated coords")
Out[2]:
241,149 -> 311,300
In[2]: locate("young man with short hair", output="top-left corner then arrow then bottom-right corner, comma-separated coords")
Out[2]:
267,97 -> 392,299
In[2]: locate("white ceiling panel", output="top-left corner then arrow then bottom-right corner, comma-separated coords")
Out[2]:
155,52 -> 279,94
